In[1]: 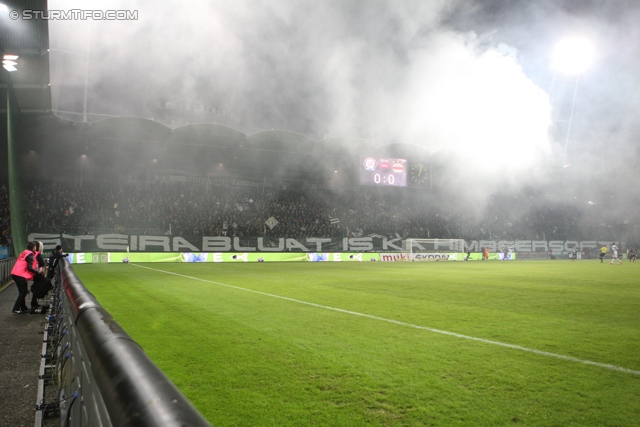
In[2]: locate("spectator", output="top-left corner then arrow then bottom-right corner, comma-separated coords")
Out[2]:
10,241 -> 41,314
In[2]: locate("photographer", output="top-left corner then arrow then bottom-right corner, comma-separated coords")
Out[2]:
47,245 -> 69,279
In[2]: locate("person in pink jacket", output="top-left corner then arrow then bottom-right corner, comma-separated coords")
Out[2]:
10,242 -> 42,314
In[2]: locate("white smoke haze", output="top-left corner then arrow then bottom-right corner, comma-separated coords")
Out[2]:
391,31 -> 553,174
47,0 -> 640,210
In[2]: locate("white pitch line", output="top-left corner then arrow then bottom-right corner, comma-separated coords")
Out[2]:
131,263 -> 640,377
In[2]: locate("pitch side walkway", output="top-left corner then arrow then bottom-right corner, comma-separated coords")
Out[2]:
0,281 -> 55,427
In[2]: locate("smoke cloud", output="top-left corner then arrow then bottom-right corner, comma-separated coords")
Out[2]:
47,0 -> 640,211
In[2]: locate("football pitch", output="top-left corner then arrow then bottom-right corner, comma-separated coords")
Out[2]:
73,260 -> 640,426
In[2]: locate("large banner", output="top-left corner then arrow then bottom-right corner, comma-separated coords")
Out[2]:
28,234 -> 405,253
466,240 -> 612,253
28,233 -> 615,254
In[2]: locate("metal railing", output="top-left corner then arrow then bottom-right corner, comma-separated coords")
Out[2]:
36,259 -> 212,427
0,257 -> 17,287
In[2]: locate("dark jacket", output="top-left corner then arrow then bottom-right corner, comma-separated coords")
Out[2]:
47,250 -> 69,278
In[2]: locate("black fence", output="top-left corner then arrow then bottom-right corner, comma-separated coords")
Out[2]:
0,257 -> 16,286
36,260 -> 212,427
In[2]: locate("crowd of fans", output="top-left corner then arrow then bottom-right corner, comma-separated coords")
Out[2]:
0,183 -> 11,248
17,180 -> 638,244
22,183 -> 334,238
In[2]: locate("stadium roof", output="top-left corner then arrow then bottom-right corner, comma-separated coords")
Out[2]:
11,115 -> 430,183
0,0 -> 51,115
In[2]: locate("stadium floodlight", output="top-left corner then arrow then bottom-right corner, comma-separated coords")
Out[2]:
3,54 -> 19,72
552,37 -> 594,75
80,154 -> 87,187
0,3 -> 8,13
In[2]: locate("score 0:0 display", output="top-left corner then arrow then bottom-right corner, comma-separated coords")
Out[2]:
373,174 -> 395,184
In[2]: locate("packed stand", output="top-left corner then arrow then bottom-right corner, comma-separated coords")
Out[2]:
19,181 -> 638,244
1,183 -> 12,248
22,183 -> 336,239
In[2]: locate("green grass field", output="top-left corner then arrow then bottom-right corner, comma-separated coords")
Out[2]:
73,260 -> 640,426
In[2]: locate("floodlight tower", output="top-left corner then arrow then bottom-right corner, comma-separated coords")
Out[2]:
549,36 -> 594,167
